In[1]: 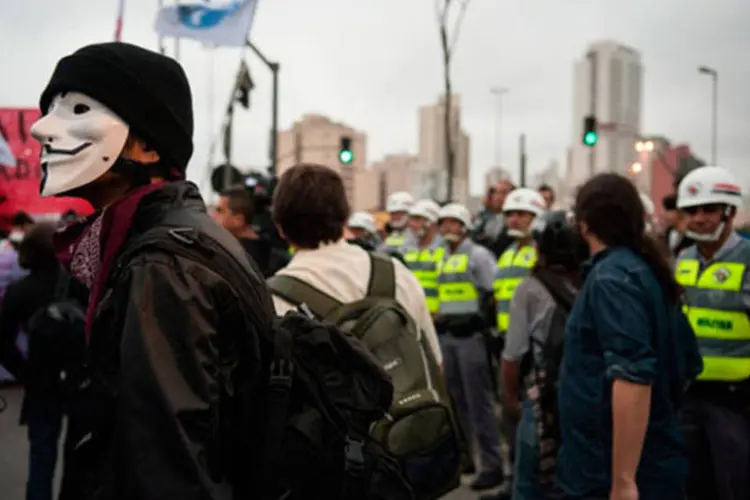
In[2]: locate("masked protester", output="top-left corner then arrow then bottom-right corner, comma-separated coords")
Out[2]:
31,42 -> 274,500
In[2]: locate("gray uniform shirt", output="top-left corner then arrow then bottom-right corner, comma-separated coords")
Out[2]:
502,276 -> 572,364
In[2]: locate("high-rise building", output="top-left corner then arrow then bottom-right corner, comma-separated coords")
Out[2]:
418,95 -> 471,204
628,136 -> 705,224
569,40 -> 643,188
371,153 -> 420,209
276,114 -> 379,211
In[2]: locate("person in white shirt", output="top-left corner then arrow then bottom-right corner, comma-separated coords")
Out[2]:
269,163 -> 442,365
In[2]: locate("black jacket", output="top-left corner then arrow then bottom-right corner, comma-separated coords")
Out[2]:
64,182 -> 275,500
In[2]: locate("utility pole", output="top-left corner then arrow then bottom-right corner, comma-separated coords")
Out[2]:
698,65 -> 718,165
436,0 -> 471,201
587,50 -> 598,177
490,87 -> 508,167
519,133 -> 527,187
246,41 -> 280,177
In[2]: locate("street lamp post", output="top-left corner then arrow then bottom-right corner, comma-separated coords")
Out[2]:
698,65 -> 718,165
490,87 -> 507,167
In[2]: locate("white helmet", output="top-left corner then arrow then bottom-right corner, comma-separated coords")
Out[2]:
678,166 -> 743,242
347,211 -> 377,235
386,191 -> 415,213
438,203 -> 472,228
677,166 -> 743,209
502,188 -> 547,216
408,199 -> 441,223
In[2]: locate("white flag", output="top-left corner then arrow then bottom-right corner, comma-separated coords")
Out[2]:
154,0 -> 258,48
0,134 -> 15,167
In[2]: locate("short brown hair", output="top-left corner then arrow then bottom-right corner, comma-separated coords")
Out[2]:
272,164 -> 349,249
221,185 -> 256,225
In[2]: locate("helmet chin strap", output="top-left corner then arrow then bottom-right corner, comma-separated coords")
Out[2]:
507,228 -> 528,238
686,205 -> 733,242
390,218 -> 407,230
686,222 -> 724,242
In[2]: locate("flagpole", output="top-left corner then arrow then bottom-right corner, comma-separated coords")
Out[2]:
174,0 -> 181,61
157,0 -> 165,54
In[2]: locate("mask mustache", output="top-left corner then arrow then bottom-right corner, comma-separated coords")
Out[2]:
43,142 -> 92,156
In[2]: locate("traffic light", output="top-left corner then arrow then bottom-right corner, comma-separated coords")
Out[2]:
339,136 -> 353,165
582,115 -> 598,147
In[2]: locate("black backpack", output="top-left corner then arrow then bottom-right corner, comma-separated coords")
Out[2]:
26,267 -> 87,391
268,253 -> 464,500
118,221 -> 414,500
524,270 -> 576,487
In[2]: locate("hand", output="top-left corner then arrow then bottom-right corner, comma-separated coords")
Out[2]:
610,479 -> 638,500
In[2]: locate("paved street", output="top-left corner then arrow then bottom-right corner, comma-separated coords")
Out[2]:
0,387 -> 483,499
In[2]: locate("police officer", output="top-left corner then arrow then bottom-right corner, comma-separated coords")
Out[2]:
491,187 -> 545,496
675,165 -> 750,500
345,211 -> 381,251
435,203 -> 505,492
494,188 -> 546,337
382,191 -> 415,253
403,199 -> 443,315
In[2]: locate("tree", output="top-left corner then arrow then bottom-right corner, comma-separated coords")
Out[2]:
435,0 -> 471,201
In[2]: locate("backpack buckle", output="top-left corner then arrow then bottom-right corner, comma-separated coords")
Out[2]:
269,359 -> 294,390
344,435 -> 366,475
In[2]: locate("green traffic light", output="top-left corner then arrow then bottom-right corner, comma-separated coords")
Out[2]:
339,149 -> 353,164
583,132 -> 598,146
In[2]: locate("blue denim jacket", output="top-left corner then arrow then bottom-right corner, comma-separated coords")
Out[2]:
557,247 -> 701,499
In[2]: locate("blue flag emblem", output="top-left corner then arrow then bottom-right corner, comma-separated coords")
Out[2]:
177,2 -> 241,29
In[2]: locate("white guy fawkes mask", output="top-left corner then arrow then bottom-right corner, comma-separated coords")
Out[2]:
30,91 -> 129,196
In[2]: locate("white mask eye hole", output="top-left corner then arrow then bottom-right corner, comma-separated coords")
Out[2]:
73,103 -> 90,115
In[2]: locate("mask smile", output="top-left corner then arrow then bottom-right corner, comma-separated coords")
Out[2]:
42,142 -> 92,159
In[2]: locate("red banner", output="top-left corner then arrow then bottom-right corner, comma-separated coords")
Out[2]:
0,108 -> 92,229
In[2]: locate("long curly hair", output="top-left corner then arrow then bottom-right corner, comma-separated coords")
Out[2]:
574,173 -> 680,304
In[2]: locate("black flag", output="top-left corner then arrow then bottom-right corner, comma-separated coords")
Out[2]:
234,60 -> 254,109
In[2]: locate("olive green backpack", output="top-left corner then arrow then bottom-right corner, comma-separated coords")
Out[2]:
268,252 -> 464,500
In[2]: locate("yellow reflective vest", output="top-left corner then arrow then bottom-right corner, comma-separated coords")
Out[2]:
675,242 -> 750,382
493,243 -> 537,332
404,245 -> 445,314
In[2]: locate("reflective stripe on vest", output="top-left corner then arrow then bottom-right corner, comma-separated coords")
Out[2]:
675,242 -> 750,382
385,233 -> 405,250
437,248 -> 479,317
493,244 -> 537,332
404,246 -> 445,314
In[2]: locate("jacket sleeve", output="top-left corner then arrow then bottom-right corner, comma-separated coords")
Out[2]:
0,282 -> 27,381
116,258 -> 244,499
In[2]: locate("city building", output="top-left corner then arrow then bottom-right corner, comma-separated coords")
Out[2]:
418,94 -> 471,204
628,136 -> 705,223
372,153 -> 420,209
276,114 -> 379,211
569,40 -> 643,188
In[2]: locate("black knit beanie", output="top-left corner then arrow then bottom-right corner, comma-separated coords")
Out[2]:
39,42 -> 194,175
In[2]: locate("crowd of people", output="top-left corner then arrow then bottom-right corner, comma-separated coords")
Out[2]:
0,40 -> 748,500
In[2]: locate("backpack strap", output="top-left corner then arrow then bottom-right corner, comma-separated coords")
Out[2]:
267,274 -> 342,319
534,269 -> 576,312
366,252 -> 396,298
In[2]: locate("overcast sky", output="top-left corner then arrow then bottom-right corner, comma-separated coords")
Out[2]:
2,0 -> 748,195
